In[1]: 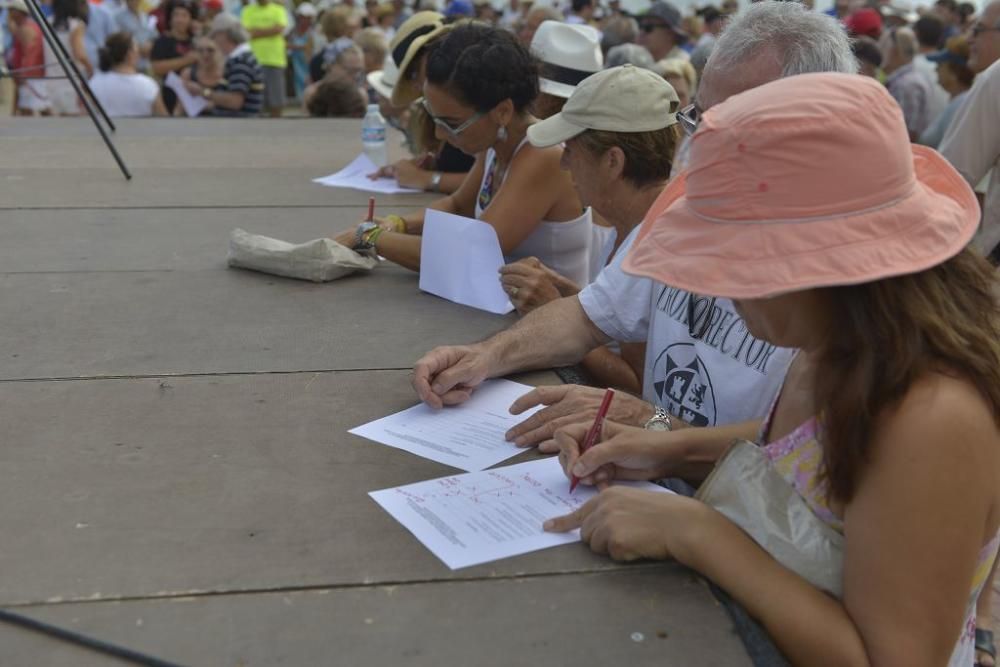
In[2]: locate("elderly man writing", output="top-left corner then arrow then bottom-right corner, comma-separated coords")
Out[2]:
414,2 -> 855,466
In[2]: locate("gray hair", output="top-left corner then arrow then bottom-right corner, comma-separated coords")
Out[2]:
600,16 -> 639,54
209,14 -> 249,44
707,1 -> 857,77
605,43 -> 655,69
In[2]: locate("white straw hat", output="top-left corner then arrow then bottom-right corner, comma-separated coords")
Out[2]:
367,53 -> 399,101
528,64 -> 679,147
531,21 -> 603,99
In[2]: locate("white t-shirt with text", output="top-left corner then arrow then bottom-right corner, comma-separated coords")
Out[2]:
578,226 -> 795,427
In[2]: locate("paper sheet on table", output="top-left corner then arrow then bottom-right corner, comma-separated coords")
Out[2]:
312,153 -> 422,194
419,210 -> 514,315
370,457 -> 672,569
349,379 -> 543,471
165,72 -> 208,118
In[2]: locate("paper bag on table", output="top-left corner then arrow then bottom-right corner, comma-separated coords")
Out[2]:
227,228 -> 378,282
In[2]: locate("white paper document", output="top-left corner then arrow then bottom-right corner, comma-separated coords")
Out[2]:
370,457 -> 672,569
419,210 -> 514,315
349,379 -> 543,471
165,72 -> 208,118
313,154 -> 422,194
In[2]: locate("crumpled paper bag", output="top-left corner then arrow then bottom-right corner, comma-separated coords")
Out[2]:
227,228 -> 378,282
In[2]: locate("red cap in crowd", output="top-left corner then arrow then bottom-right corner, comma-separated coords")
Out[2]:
845,8 -> 883,40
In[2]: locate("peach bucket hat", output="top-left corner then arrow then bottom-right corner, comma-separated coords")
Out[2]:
621,72 -> 980,299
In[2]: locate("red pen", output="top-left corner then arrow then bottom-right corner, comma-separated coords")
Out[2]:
367,196 -> 375,222
569,388 -> 615,493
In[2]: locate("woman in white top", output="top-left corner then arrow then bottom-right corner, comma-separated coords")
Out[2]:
45,0 -> 90,116
89,32 -> 168,117
334,23 -> 591,284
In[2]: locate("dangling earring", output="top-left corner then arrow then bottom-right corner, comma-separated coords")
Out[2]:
496,125 -> 508,143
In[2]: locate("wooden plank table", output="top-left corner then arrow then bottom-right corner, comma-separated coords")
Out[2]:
0,118 -> 752,666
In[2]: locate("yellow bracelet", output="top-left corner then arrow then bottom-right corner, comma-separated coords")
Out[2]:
384,214 -> 407,234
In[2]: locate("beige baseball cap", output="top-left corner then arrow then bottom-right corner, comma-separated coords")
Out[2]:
527,65 -> 680,148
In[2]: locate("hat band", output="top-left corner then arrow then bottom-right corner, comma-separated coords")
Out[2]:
687,182 -> 918,226
392,24 -> 437,67
541,62 -> 597,88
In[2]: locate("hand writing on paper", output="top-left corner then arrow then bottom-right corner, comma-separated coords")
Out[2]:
368,154 -> 435,189
498,257 -> 579,315
506,384 -> 653,450
331,216 -> 396,249
412,344 -> 494,409
547,421 -> 684,489
543,486 -> 702,562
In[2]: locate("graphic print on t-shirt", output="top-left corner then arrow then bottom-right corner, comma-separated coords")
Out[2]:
644,286 -> 791,428
652,343 -> 716,427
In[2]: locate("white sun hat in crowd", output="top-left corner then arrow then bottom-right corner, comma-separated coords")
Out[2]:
295,1 -> 318,16
1,0 -> 30,14
528,64 -> 679,147
531,21 -> 603,99
368,53 -> 399,101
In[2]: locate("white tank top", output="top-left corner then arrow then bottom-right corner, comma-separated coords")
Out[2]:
475,138 -> 594,286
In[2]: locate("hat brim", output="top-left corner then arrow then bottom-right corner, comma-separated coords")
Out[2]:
390,23 -> 454,108
538,77 -> 577,99
622,145 -> 981,299
526,112 -> 588,148
368,70 -> 394,100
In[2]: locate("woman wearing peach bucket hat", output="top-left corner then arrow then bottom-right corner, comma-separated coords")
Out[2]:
545,72 -> 1000,665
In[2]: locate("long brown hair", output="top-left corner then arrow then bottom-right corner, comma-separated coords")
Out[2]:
815,248 -> 1000,503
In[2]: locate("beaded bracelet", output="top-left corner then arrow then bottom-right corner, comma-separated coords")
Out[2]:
362,225 -> 385,247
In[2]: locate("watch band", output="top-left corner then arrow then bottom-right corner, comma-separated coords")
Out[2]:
644,407 -> 673,431
428,172 -> 442,193
355,221 -> 378,249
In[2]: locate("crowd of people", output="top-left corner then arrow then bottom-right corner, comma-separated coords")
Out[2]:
5,0 -> 1000,663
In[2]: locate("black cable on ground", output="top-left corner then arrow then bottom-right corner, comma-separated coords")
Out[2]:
0,608 -> 188,667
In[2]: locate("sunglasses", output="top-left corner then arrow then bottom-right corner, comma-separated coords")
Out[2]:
688,294 -> 717,340
420,97 -> 485,136
971,22 -> 1000,37
677,103 -> 700,136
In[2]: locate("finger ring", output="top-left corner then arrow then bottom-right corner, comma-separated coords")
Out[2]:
509,286 -> 519,297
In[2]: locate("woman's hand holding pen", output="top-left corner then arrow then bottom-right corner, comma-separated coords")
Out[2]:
547,421 -> 684,489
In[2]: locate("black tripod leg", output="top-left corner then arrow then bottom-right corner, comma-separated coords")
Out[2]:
23,0 -> 132,180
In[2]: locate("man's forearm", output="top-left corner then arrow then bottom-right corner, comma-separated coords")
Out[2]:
212,90 -> 245,110
487,296 -> 610,377
250,25 -> 284,38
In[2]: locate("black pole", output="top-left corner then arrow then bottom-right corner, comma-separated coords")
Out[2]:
0,608 -> 187,667
22,0 -> 132,180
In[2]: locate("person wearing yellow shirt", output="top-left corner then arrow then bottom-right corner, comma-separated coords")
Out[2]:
241,0 -> 288,117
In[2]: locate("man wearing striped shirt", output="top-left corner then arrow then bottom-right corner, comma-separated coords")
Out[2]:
206,14 -> 264,117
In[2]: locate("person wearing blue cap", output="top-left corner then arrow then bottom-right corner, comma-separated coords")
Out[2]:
444,0 -> 474,19
918,35 -> 975,148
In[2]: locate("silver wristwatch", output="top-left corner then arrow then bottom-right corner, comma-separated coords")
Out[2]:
428,171 -> 442,192
644,407 -> 673,432
354,221 -> 378,250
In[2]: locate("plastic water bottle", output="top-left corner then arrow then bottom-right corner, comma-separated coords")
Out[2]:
362,104 -> 388,168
